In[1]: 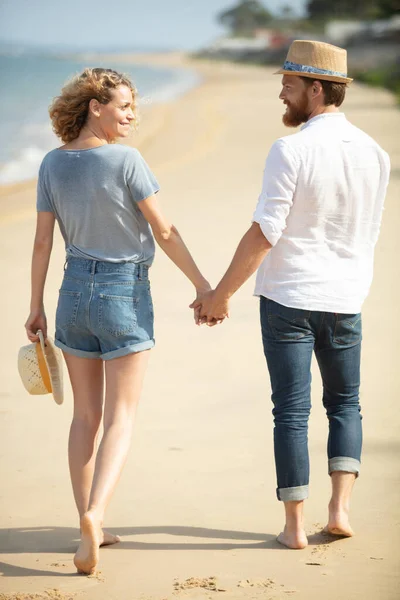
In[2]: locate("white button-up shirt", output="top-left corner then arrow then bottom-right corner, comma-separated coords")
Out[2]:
252,113 -> 390,313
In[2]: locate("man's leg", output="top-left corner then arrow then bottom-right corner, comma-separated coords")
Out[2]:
315,313 -> 362,537
260,297 -> 315,549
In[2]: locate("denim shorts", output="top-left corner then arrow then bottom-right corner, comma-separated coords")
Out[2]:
54,257 -> 155,360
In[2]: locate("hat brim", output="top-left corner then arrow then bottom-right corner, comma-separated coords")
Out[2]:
274,68 -> 353,84
39,333 -> 64,405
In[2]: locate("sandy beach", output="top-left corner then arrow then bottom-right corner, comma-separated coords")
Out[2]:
0,52 -> 399,600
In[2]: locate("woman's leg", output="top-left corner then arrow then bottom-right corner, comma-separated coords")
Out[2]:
74,350 -> 150,574
64,353 -> 104,518
64,353 -> 119,548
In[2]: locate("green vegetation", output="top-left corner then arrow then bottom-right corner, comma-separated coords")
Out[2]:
307,0 -> 399,20
215,1 -> 399,104
217,1 -> 272,35
355,67 -> 400,104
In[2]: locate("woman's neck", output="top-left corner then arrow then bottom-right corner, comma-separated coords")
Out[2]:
61,125 -> 110,150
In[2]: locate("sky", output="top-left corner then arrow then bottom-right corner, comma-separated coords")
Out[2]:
0,0 -> 308,51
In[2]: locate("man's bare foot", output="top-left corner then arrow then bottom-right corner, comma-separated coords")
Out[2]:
323,514 -> 354,537
74,512 -> 100,574
100,530 -> 121,547
325,472 -> 356,537
277,527 -> 308,550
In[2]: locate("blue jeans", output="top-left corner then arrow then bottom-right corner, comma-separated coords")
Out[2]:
260,297 -> 362,502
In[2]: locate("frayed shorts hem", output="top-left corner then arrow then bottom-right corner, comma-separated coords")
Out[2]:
54,338 -> 155,360
277,485 -> 309,502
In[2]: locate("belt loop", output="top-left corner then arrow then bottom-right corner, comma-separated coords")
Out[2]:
63,258 -> 68,271
138,264 -> 142,281
91,261 -> 96,275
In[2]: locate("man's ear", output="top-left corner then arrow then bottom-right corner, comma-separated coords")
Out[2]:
312,80 -> 324,98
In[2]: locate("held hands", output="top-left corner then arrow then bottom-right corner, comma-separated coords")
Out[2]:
25,308 -> 47,342
189,289 -> 230,327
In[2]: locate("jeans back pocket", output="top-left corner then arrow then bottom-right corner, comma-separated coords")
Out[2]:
333,314 -> 362,346
266,299 -> 311,341
98,294 -> 139,337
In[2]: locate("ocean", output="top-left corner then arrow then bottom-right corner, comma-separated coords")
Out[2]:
0,53 -> 201,185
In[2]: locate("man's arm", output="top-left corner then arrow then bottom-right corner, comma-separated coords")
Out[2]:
190,223 -> 271,324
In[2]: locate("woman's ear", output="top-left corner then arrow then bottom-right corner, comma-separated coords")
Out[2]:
88,98 -> 101,117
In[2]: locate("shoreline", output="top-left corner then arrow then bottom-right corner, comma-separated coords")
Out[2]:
1,50 -> 399,202
0,51 -> 281,222
0,52 -> 202,199
0,53 -> 204,223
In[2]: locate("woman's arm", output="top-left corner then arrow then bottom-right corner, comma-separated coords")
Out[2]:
191,223 -> 272,324
25,211 -> 55,342
138,194 -> 211,297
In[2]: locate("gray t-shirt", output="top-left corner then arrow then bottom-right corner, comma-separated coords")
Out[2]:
37,144 -> 160,264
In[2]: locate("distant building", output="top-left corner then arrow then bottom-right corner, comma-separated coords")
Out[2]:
208,36 -> 270,53
326,16 -> 400,45
253,28 -> 273,43
326,21 -> 366,44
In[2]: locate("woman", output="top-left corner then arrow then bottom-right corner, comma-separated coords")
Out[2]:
25,68 -> 212,574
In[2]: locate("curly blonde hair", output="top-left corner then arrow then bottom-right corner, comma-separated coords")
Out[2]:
49,68 -> 138,143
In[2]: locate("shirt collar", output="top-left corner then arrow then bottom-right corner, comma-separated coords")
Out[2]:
300,112 -> 346,131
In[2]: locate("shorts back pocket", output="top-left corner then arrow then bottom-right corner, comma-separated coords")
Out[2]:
98,294 -> 139,337
56,290 -> 81,329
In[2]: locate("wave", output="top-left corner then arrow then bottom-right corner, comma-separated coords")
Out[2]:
0,66 -> 202,185
141,68 -> 202,104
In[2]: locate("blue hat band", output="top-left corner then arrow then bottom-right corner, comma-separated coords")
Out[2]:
282,60 -> 347,79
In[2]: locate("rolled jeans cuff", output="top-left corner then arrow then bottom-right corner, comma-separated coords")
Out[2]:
277,485 -> 309,502
328,457 -> 360,477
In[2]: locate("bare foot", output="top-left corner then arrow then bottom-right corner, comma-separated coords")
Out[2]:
100,530 -> 121,547
323,508 -> 354,537
74,512 -> 100,574
325,472 -> 356,537
277,527 -> 308,550
322,513 -> 354,537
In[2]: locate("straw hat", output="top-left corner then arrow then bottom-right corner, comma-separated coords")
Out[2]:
18,330 -> 64,405
275,40 -> 353,84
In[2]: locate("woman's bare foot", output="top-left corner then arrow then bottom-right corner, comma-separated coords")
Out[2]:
277,526 -> 308,549
323,509 -> 354,537
74,512 -> 100,574
100,530 -> 120,546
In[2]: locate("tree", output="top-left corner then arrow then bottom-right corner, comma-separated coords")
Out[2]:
281,4 -> 295,19
377,0 -> 400,18
217,0 -> 272,36
307,0 -> 400,20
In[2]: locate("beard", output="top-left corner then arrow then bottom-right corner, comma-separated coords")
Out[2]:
282,93 -> 311,127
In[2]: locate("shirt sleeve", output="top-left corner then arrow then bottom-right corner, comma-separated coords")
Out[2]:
124,149 -> 160,202
371,148 -> 391,246
252,139 -> 298,246
36,159 -> 54,212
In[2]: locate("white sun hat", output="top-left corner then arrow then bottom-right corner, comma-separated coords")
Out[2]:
18,330 -> 64,405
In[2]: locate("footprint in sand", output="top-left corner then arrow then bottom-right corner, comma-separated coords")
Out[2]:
173,576 -> 226,593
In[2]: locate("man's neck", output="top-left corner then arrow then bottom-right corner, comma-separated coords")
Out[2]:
307,105 -> 340,122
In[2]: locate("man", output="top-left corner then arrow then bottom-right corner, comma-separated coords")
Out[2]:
191,40 -> 390,549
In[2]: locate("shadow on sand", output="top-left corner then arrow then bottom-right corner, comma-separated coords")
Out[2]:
0,524 -> 338,577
